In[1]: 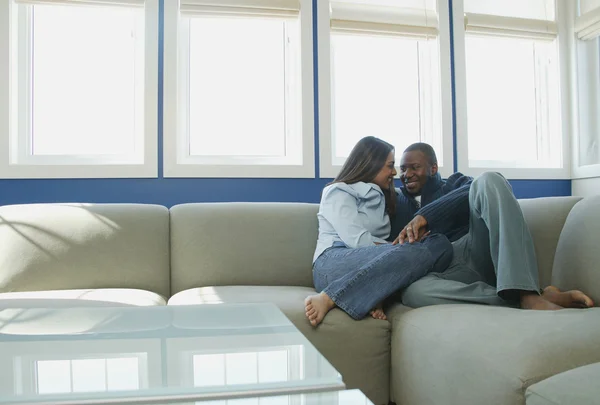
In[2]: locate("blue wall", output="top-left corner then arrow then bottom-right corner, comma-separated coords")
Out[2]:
0,0 -> 571,207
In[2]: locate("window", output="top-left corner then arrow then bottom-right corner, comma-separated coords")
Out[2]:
317,0 -> 454,178
453,0 -> 569,179
0,0 -> 159,179
163,0 -> 315,178
572,0 -> 600,178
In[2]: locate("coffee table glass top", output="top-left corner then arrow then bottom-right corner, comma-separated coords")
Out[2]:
0,303 -> 344,405
153,389 -> 374,405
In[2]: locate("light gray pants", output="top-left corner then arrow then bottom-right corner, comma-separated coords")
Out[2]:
401,172 -> 540,308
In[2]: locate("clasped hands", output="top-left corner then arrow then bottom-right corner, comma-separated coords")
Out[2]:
392,215 -> 430,245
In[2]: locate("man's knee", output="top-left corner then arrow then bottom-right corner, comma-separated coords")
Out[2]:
472,171 -> 513,197
473,171 -> 507,188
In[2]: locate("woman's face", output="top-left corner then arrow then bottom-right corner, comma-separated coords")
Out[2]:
372,151 -> 397,190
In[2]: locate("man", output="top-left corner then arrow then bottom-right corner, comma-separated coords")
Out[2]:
390,143 -> 594,310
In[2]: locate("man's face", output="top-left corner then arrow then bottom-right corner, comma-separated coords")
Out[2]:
399,151 -> 438,195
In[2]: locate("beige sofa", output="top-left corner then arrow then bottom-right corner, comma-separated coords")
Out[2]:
0,197 -> 598,405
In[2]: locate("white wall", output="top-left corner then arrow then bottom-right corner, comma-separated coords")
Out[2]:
572,178 -> 600,197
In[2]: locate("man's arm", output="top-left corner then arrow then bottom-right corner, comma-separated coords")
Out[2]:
417,173 -> 473,235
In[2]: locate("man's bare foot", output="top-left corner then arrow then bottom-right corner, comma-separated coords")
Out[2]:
305,293 -> 336,327
542,286 -> 594,308
370,303 -> 387,321
520,291 -> 563,310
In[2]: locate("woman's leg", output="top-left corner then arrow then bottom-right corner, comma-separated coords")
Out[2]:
305,233 -> 453,326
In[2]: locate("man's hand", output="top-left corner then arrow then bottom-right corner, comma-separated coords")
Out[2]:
393,215 -> 429,244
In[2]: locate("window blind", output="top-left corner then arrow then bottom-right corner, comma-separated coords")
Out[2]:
330,0 -> 438,38
576,0 -> 600,40
179,0 -> 299,18
14,0 -> 144,7
464,0 -> 557,41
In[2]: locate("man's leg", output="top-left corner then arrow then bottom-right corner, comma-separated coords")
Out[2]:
401,236 -> 510,307
402,172 -> 594,309
466,172 -> 540,300
402,172 -> 538,308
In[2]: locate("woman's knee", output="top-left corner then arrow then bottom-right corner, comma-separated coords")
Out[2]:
422,234 -> 453,273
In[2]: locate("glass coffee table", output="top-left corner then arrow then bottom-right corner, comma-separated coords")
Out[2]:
155,389 -> 374,404
0,303 -> 345,404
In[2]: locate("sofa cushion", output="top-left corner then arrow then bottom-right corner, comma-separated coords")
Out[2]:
552,195 -> 600,304
0,203 -> 171,297
391,305 -> 600,405
0,288 -> 166,307
169,203 -> 318,294
525,362 -> 600,405
168,286 -> 391,405
518,197 -> 582,288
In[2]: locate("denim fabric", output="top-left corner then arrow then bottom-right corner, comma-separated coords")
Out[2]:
312,233 -> 453,319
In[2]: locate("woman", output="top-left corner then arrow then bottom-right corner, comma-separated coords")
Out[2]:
305,136 -> 454,326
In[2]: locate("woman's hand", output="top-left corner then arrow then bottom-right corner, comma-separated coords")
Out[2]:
393,215 -> 429,244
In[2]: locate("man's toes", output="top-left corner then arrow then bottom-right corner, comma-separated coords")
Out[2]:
570,291 -> 594,307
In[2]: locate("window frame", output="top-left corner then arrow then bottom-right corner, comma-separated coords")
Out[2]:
162,0 -> 315,178
452,0 -> 571,179
0,0 -> 159,179
571,0 -> 600,179
316,0 -> 455,179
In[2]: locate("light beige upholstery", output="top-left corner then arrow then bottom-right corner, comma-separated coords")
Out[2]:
0,203 -> 170,297
518,197 -> 583,287
168,286 -> 391,405
525,362 -> 600,405
0,289 -> 166,307
391,305 -> 600,405
169,203 -> 318,294
552,195 -> 600,304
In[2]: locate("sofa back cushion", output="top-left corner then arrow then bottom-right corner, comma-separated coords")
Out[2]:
552,195 -> 600,304
0,203 -> 170,297
170,203 -> 318,294
518,196 -> 583,287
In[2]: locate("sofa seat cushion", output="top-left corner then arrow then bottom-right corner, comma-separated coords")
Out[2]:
168,286 -> 391,405
0,288 -> 166,307
525,362 -> 600,405
391,305 -> 600,405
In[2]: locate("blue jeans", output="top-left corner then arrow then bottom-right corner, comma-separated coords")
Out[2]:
312,234 -> 453,319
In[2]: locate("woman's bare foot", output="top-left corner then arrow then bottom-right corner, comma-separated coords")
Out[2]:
370,303 -> 387,320
520,291 -> 563,310
542,286 -> 594,308
305,293 -> 336,327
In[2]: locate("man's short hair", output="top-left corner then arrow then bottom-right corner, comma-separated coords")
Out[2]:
404,142 -> 438,166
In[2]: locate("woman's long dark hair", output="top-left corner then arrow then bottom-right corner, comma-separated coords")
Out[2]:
330,136 -> 396,216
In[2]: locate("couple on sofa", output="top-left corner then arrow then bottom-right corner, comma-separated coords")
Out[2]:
305,136 -> 594,326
